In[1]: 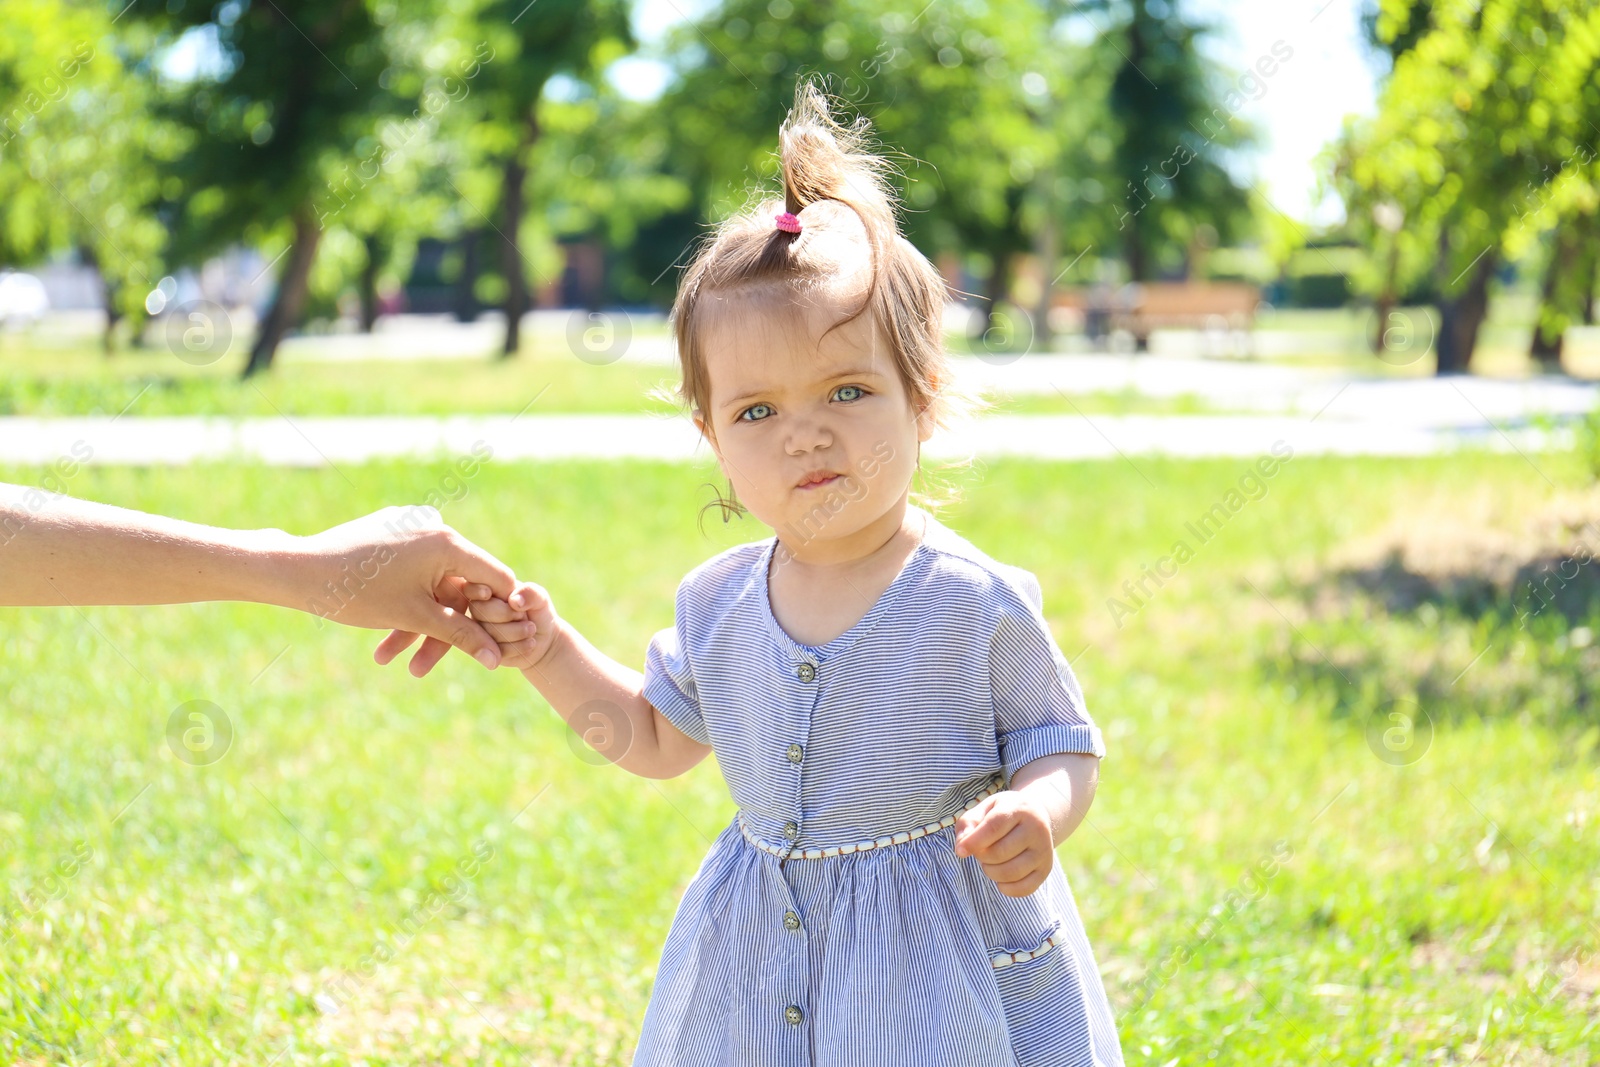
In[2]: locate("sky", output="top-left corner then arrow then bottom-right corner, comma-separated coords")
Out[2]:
609,0 -> 1383,226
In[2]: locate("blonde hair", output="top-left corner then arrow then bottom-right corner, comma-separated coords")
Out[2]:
665,78 -> 986,525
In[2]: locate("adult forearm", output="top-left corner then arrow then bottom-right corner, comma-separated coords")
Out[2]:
1010,753 -> 1099,847
3,485 -> 519,673
0,491 -> 304,609
520,619 -> 672,778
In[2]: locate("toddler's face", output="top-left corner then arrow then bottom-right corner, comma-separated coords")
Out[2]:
693,290 -> 932,551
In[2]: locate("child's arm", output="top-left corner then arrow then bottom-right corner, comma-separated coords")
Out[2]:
467,583 -> 712,780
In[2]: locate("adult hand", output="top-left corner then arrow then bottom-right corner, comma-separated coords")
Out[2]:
298,505 -> 519,676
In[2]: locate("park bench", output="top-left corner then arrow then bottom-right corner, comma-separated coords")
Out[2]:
1054,281 -> 1261,350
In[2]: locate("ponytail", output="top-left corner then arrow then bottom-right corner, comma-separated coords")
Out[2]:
668,76 -> 985,526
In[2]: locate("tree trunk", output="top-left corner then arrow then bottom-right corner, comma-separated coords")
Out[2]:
500,112 -> 540,359
359,233 -> 384,333
1583,244 -> 1598,326
1434,236 -> 1495,376
243,206 -> 323,378
102,280 -> 121,357
1372,242 -> 1400,355
454,228 -> 482,323
1529,229 -> 1578,371
984,249 -> 1014,347
80,244 -> 120,356
1033,197 -> 1057,354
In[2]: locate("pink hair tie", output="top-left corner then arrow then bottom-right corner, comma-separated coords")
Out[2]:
775,211 -> 802,234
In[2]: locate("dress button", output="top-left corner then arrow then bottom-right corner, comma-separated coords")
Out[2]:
785,1004 -> 804,1025
783,820 -> 799,840
796,662 -> 816,683
786,743 -> 804,764
783,910 -> 801,931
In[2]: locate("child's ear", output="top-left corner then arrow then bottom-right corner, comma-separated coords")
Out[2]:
914,398 -> 935,443
692,408 -> 721,458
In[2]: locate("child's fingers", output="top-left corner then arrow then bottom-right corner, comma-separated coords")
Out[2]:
953,800 -> 1009,857
460,583 -> 495,602
491,637 -> 541,665
508,581 -> 551,614
975,839 -> 1036,882
468,598 -> 525,624
972,821 -> 1030,865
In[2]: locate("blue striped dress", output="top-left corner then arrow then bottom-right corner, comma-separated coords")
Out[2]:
633,505 -> 1124,1066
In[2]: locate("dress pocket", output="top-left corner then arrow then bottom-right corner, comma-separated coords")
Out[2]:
988,918 -> 1064,972
982,911 -> 1101,1066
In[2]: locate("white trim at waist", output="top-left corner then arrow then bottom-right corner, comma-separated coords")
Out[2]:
736,773 -> 1006,860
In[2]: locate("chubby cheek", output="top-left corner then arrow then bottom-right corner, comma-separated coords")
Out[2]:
720,438 -> 783,504
858,428 -> 919,500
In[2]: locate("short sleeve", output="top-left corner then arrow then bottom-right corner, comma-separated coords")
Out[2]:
991,569 -> 1106,789
641,577 -> 711,747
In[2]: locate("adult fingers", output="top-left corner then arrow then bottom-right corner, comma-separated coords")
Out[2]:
437,534 -> 518,602
374,628 -> 423,665
408,598 -> 501,673
482,619 -> 536,642
408,635 -> 456,677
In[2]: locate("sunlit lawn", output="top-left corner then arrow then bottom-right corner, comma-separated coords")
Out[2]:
1,451 -> 1597,1064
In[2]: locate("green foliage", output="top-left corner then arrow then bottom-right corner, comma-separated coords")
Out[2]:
0,0 -> 168,324
1333,0 -> 1600,330
1090,0 -> 1259,280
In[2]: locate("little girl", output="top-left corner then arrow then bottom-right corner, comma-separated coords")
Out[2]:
465,81 -> 1124,1067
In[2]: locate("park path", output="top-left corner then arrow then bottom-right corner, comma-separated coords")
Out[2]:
0,408 -> 1569,467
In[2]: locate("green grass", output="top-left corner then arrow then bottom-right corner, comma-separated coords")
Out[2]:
2,452 -> 1598,1065
0,333 -> 686,418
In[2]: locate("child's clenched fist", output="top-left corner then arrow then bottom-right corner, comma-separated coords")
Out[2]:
463,580 -> 561,670
952,791 -> 1057,898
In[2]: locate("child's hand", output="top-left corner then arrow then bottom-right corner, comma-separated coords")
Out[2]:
463,580 -> 561,670
952,791 -> 1056,898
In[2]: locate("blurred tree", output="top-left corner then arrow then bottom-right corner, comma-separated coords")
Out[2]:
459,0 -> 633,358
129,0 -> 408,376
0,0 -> 167,353
528,84 -> 694,308
303,19 -> 499,334
657,0 -> 1072,340
1337,0 -> 1600,374
1074,0 -> 1256,284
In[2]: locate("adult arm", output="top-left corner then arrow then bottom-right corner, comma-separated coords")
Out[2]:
0,483 -> 516,673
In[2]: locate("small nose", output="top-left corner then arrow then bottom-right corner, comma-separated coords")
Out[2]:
785,410 -> 833,454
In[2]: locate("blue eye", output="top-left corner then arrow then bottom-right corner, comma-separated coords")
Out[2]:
834,384 -> 867,402
739,402 -> 774,422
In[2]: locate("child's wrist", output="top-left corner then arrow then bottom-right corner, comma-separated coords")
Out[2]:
520,614 -> 570,675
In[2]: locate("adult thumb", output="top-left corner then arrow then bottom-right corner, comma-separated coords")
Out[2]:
440,535 -> 518,603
